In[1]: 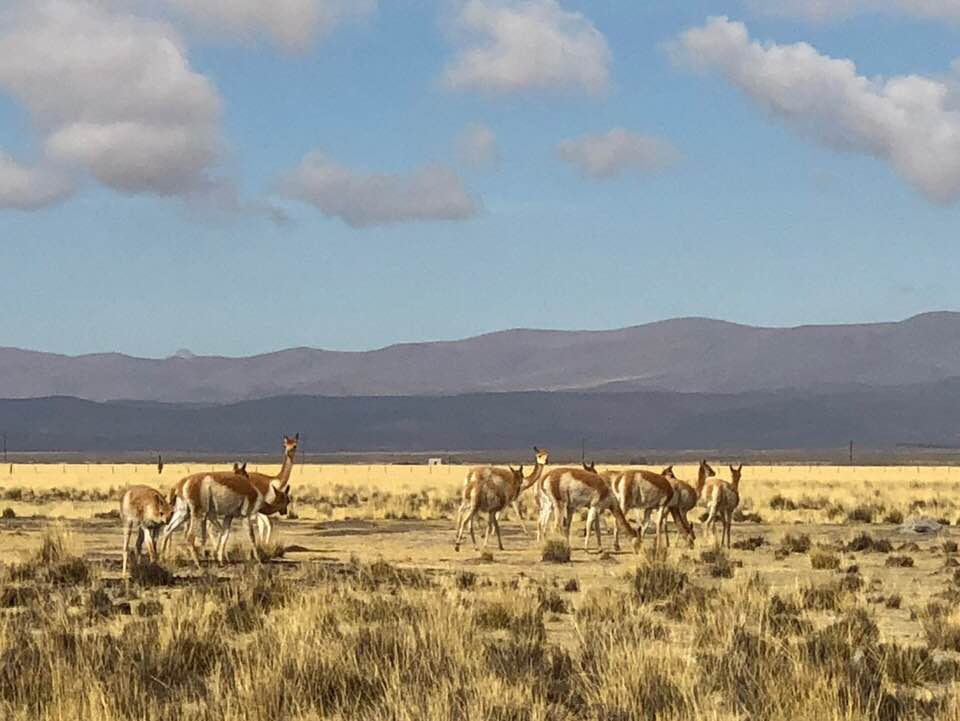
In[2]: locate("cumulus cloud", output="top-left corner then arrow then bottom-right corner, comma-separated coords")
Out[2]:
0,0 -> 222,198
673,16 -> 960,204
158,0 -> 377,52
0,151 -> 73,210
444,0 -> 611,96
748,0 -> 960,22
457,123 -> 500,169
280,152 -> 480,227
557,128 -> 679,179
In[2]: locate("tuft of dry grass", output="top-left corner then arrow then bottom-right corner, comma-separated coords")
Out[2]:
810,550 -> 841,570
845,532 -> 893,554
541,539 -> 571,564
779,533 -> 811,555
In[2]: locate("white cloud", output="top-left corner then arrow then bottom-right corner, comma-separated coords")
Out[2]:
443,0 -> 611,96
0,151 -> 73,209
158,0 -> 377,52
557,128 -> 679,179
673,16 -> 960,204
457,123 -> 500,169
0,0 -> 223,198
748,0 -> 960,22
280,152 -> 480,227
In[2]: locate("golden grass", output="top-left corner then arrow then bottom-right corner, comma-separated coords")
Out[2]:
3,462 -> 960,525
2,528 -> 958,721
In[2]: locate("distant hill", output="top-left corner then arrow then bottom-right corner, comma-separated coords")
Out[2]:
2,379 -> 960,452
1,312 -> 960,403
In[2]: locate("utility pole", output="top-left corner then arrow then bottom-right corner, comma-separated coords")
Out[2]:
849,440 -> 854,465
581,437 -> 586,465
2,433 -> 6,463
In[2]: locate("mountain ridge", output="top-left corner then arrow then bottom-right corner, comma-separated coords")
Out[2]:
1,311 -> 958,402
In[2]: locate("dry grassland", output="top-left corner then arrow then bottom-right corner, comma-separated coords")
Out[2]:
1,462 -> 960,720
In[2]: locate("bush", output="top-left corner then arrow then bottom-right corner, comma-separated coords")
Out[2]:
631,560 -> 688,604
884,555 -> 914,568
0,508 -> 14,519
541,540 -> 571,564
732,536 -> 765,551
130,560 -> 175,587
844,533 -> 892,553
847,504 -> 880,524
882,509 -> 904,524
769,494 -> 797,511
779,534 -> 811,555
810,551 -> 840,570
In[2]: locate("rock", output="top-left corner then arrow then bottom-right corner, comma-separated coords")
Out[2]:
899,516 -> 942,534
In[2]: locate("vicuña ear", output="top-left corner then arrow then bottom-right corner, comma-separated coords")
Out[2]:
241,462 -> 247,472
294,432 -> 300,441
737,464 -> 743,472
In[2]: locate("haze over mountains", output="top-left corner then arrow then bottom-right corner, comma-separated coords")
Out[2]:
2,312 -> 960,403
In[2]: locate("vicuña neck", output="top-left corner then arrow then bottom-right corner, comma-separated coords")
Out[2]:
276,451 -> 296,484
696,466 -> 709,494
523,462 -> 545,485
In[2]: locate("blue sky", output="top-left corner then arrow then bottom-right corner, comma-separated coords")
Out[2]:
0,0 -> 958,357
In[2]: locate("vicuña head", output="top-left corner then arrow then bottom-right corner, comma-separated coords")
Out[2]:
533,446 -> 549,465
233,462 -> 248,477
157,494 -> 174,525
730,464 -> 743,486
582,460 -> 596,473
508,465 -> 525,484
660,465 -> 676,480
284,433 -> 299,457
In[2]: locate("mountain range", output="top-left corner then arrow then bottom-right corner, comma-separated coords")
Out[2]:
2,312 -> 960,403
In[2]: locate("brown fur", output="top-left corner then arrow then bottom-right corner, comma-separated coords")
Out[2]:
661,461 -> 715,548
704,464 -> 743,548
537,467 -> 639,553
120,485 -> 172,575
456,448 -> 549,548
609,469 -> 674,552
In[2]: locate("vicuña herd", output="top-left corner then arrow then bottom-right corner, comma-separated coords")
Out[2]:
120,436 -> 746,574
458,448 -> 745,555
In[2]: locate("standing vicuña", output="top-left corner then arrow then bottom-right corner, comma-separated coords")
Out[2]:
236,434 -> 299,544
461,446 -> 549,538
455,463 -> 529,552
660,460 -> 716,547
160,434 -> 299,555
180,470 -> 289,566
121,485 -> 173,575
703,464 -> 743,548
606,467 -> 675,552
537,467 -> 640,553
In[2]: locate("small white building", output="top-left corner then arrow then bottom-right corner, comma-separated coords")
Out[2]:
427,457 -> 443,466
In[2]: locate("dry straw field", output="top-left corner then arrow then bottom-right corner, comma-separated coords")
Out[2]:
2,460 -> 960,720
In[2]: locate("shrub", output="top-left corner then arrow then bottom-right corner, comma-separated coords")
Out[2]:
779,534 -> 811,555
769,494 -> 797,511
0,508 -> 14,519
884,555 -> 914,568
454,571 -> 476,590
944,541 -> 958,554
882,509 -> 904,524
810,551 -> 840,570
541,540 -> 571,564
130,560 -> 175,587
847,504 -> 879,523
732,536 -> 765,551
844,533 -> 892,553
631,560 -> 688,604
